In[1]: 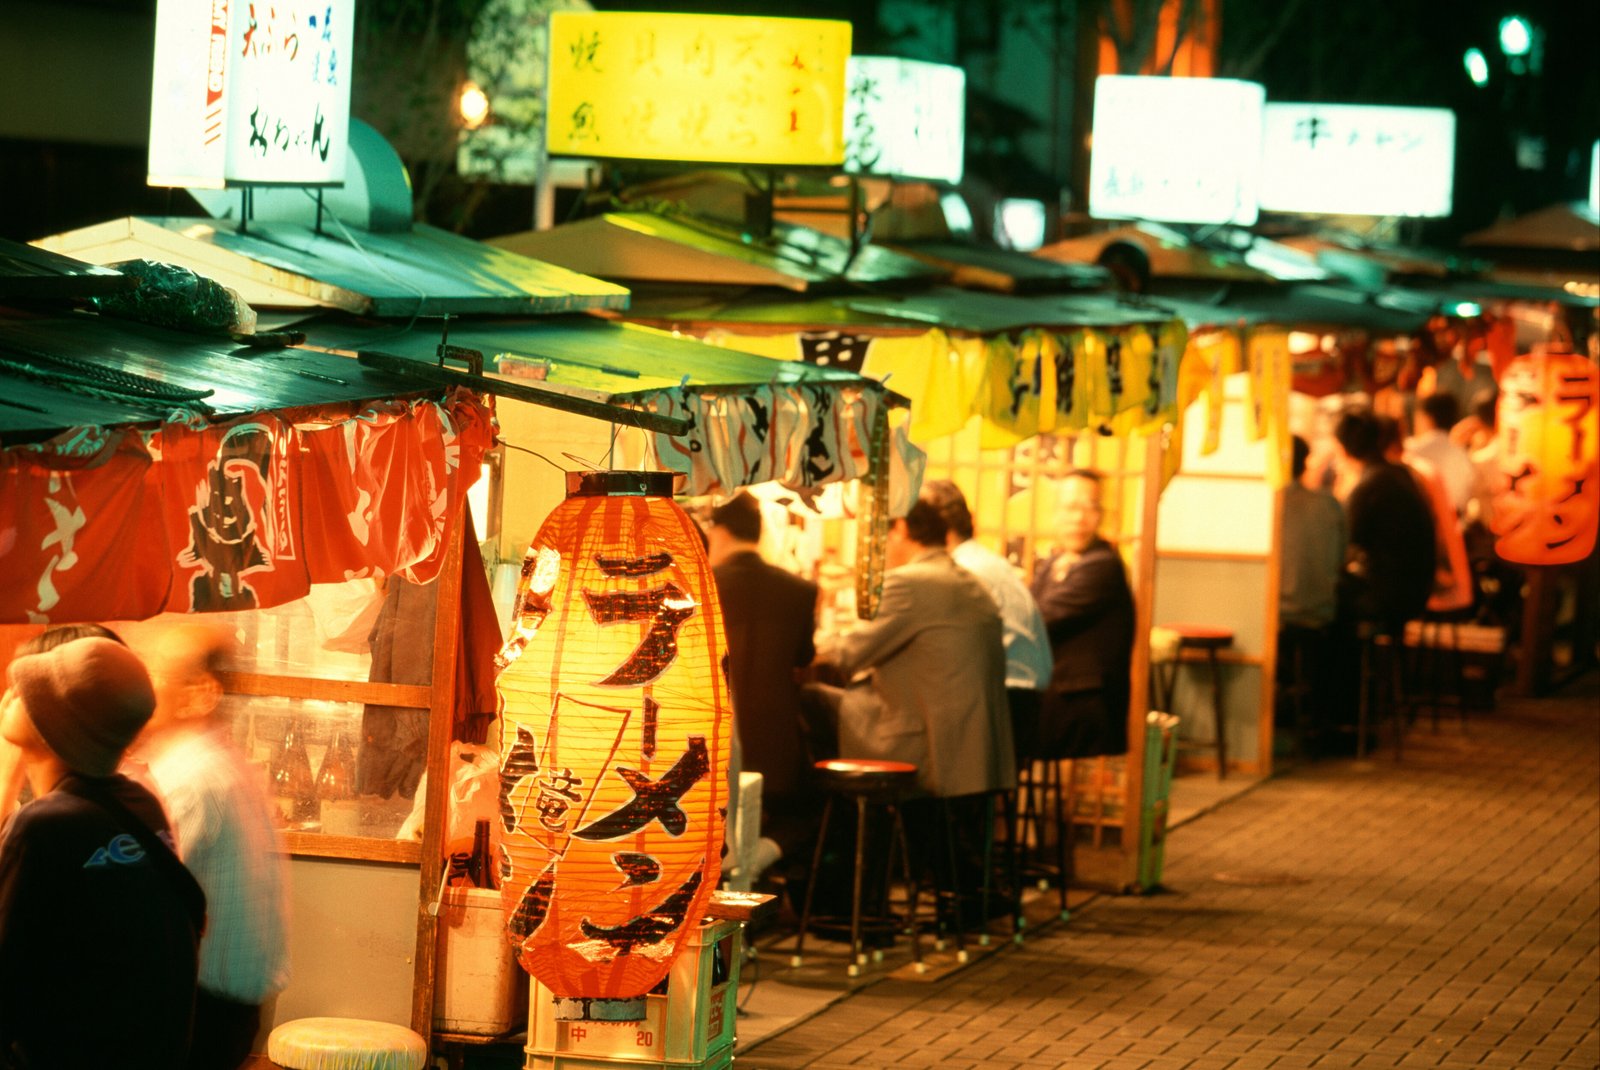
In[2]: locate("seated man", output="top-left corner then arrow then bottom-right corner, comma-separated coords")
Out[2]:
1030,470 -> 1136,759
807,497 -> 1014,801
921,479 -> 1053,765
707,492 -> 821,875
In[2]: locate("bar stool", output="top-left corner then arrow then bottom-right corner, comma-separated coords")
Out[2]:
1012,759 -> 1073,923
266,1017 -> 427,1070
1412,606 -> 1474,732
1155,624 -> 1235,779
1356,621 -> 1408,760
791,759 -> 923,977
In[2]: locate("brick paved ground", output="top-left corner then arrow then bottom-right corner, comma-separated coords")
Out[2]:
737,675 -> 1600,1069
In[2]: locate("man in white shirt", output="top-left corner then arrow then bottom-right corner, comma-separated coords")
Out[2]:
1406,392 -> 1480,518
135,623 -> 290,1070
921,480 -> 1053,763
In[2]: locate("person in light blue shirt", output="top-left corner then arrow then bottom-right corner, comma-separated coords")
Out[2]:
922,480 -> 1053,765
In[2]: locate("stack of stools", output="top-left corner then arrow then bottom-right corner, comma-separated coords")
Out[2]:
791,759 -> 923,977
1155,624 -> 1235,778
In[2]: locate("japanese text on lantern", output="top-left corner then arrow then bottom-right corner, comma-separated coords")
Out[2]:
546,11 -> 850,166
1492,352 -> 1600,565
496,483 -> 730,999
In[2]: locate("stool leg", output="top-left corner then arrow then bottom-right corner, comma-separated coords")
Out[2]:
1449,620 -> 1468,734
1209,647 -> 1226,780
790,796 -> 833,967
848,796 -> 868,977
1357,636 -> 1372,762
1051,761 -> 1070,920
1389,638 -> 1406,760
888,803 -> 924,972
978,794 -> 995,947
938,798 -> 968,962
1000,789 -> 1024,941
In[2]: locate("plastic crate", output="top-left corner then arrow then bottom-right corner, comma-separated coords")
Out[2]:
1136,713 -> 1180,891
525,917 -> 741,1069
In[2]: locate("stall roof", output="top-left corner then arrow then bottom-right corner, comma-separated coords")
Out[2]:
295,313 -> 874,400
33,216 -> 631,316
1462,202 -> 1600,253
839,287 -> 1176,333
0,309 -> 439,439
490,211 -> 944,293
0,241 -> 135,301
1143,282 -> 1434,335
877,240 -> 1111,295
1035,223 -> 1311,283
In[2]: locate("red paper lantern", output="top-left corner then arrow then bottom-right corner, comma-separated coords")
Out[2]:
1491,350 -> 1600,565
496,471 -> 731,1010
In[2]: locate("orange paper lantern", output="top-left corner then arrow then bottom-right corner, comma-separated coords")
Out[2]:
496,471 -> 731,1011
1491,351 -> 1600,565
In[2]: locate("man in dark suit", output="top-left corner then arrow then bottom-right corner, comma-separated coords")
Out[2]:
708,492 -> 820,872
1031,469 -> 1136,758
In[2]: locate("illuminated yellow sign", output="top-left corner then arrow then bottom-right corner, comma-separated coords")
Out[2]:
546,12 -> 851,166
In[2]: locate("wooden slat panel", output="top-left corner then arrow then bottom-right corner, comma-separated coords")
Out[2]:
283,832 -> 422,865
218,671 -> 430,709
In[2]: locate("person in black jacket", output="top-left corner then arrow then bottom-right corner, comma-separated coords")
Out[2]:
0,629 -> 204,1070
707,492 -> 821,876
1030,470 -> 1136,759
1335,409 -> 1437,636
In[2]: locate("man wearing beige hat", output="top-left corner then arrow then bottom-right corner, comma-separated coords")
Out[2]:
0,631 -> 205,1070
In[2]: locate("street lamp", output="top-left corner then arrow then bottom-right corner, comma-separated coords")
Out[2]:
1463,48 -> 1490,88
1497,16 -> 1532,58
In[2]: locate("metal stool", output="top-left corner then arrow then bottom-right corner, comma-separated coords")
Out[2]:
1013,759 -> 1073,923
791,759 -> 923,976
1156,624 -> 1235,778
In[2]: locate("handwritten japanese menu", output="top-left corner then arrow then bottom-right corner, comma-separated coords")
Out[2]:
1260,104 -> 1456,218
545,12 -> 850,167
843,56 -> 965,185
149,0 -> 353,188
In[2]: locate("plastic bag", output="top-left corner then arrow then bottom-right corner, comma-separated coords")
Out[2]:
93,259 -> 258,335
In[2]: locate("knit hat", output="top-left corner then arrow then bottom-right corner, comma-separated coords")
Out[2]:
7,637 -> 156,776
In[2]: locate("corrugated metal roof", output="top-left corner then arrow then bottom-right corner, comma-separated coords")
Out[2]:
1142,282 -> 1433,335
297,313 -> 871,400
491,211 -> 944,293
0,310 -> 434,440
34,217 -> 632,316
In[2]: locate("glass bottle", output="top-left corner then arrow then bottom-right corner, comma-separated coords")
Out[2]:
315,729 -> 356,803
269,717 -> 318,826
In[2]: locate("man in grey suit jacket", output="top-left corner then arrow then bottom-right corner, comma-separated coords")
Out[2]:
810,498 -> 1015,800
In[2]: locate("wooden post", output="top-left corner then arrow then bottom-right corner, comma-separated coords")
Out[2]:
410,501 -> 468,1042
1259,485 -> 1285,776
1121,429 -> 1163,891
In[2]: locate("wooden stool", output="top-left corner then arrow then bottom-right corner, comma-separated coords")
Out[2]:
1156,624 -> 1234,779
791,759 -> 923,976
266,1017 -> 427,1070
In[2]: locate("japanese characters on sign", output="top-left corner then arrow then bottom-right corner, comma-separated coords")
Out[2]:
545,12 -> 850,166
843,56 -> 965,185
1088,75 -> 1265,226
1260,104 -> 1456,218
148,0 -> 353,188
496,475 -> 730,1000
1492,352 -> 1600,566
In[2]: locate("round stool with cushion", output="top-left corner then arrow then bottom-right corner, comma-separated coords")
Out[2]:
1155,624 -> 1234,779
791,758 -> 923,976
266,1017 -> 428,1070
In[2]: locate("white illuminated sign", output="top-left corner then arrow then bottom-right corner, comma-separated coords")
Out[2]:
1088,75 -> 1264,226
1590,140 -> 1598,219
843,56 -> 965,185
148,0 -> 354,188
1260,104 -> 1456,218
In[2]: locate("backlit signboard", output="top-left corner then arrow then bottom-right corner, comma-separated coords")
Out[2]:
545,12 -> 851,166
843,56 -> 965,185
1088,75 -> 1265,226
148,0 -> 354,188
1260,104 -> 1456,217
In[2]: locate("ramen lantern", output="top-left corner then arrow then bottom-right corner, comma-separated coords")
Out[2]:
495,470 -> 730,1019
1492,351 -> 1600,566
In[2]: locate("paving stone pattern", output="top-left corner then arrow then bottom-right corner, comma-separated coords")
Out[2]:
738,678 -> 1600,1069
